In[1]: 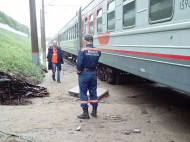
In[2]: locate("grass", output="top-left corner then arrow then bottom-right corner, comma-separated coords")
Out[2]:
0,28 -> 45,84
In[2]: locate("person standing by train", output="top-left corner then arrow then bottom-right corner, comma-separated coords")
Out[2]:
47,41 -> 63,83
77,35 -> 101,119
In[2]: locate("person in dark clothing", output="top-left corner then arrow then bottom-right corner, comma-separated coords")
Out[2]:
77,35 -> 101,119
47,41 -> 63,83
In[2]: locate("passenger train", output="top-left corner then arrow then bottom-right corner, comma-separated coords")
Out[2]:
52,0 -> 190,95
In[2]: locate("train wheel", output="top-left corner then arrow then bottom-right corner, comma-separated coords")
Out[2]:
97,67 -> 104,81
107,73 -> 115,84
104,72 -> 108,82
97,67 -> 100,77
116,74 -> 122,85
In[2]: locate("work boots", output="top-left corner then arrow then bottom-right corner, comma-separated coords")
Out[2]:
91,106 -> 97,117
77,108 -> 90,119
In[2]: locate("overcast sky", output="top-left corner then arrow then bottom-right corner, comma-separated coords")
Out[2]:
0,0 -> 91,37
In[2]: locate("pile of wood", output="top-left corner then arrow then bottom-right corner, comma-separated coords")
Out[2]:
0,72 -> 49,105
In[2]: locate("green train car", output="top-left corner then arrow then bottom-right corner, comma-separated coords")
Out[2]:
52,0 -> 190,95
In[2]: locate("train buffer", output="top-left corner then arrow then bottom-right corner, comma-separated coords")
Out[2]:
68,86 -> 109,100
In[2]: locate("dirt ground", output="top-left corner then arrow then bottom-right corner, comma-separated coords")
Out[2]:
1,62 -> 190,142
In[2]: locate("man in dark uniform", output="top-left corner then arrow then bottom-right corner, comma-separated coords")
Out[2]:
77,35 -> 101,119
47,41 -> 63,83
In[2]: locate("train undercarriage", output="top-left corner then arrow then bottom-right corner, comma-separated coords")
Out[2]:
62,50 -> 137,85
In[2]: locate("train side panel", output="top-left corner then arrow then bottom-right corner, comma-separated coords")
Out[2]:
55,0 -> 190,94
93,0 -> 190,94
58,16 -> 79,56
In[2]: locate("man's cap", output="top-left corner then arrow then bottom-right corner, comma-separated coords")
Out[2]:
84,35 -> 93,42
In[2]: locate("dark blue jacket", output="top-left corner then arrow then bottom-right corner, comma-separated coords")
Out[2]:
77,44 -> 101,71
47,46 -> 63,71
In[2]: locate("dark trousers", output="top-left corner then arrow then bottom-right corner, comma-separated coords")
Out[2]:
52,63 -> 60,81
78,70 -> 98,108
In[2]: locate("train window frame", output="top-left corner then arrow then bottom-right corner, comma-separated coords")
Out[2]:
97,8 -> 103,33
123,0 -> 136,29
89,14 -> 94,35
107,0 -> 115,32
149,0 -> 175,24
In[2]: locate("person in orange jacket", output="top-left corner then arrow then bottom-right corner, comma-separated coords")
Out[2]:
47,41 -> 63,83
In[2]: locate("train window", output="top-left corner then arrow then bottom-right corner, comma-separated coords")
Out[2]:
123,0 -> 136,28
97,9 -> 102,33
73,26 -> 74,39
72,27 -> 73,39
107,0 -> 115,31
73,26 -> 75,39
58,34 -> 61,42
71,26 -> 74,39
69,27 -> 72,40
71,28 -> 72,39
61,33 -> 63,41
76,23 -> 78,38
66,31 -> 67,40
66,30 -> 68,40
74,24 -> 76,39
85,18 -> 88,35
72,26 -> 74,39
71,27 -> 72,39
65,30 -> 67,40
68,28 -> 70,40
65,31 -> 67,40
69,28 -> 71,40
149,0 -> 174,23
89,14 -> 94,34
